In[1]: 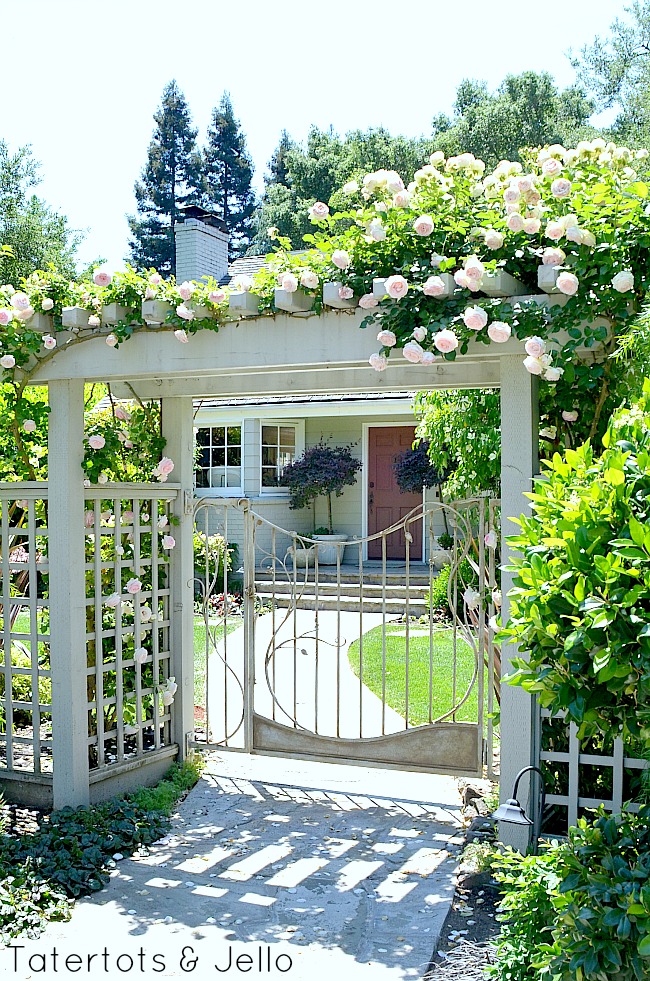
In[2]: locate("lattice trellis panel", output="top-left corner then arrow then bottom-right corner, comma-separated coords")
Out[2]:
0,487 -> 52,775
540,709 -> 648,832
84,486 -> 177,772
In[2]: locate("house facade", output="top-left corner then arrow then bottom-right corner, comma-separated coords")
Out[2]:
179,210 -> 444,563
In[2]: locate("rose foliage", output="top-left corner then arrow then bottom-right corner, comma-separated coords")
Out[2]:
503,381 -> 650,743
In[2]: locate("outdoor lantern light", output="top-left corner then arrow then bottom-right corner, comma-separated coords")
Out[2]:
493,765 -> 546,854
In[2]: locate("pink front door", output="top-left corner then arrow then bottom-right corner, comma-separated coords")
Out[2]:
367,427 -> 423,560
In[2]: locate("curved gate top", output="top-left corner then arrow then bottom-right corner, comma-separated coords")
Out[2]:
192,498 -> 499,779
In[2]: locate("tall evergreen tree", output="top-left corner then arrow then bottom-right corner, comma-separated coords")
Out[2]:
202,93 -> 256,256
128,80 -> 202,276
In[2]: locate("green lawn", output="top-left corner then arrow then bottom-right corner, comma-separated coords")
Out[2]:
348,624 -> 479,726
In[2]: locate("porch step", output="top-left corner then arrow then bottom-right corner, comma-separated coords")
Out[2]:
254,568 -> 432,588
255,590 -> 429,615
255,580 -> 430,601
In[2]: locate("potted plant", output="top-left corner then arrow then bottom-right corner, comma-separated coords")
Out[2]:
281,441 -> 361,564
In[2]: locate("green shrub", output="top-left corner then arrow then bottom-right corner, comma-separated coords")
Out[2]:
490,843 -> 566,981
503,382 -> 650,742
0,647 -> 52,727
429,564 -> 451,611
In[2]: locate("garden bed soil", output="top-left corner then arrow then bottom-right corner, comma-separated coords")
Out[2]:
425,869 -> 500,979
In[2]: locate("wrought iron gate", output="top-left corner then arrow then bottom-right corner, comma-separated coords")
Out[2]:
191,498 -> 499,778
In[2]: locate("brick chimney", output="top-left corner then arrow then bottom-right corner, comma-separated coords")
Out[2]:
174,206 -> 230,282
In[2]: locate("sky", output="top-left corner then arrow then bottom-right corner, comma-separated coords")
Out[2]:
1,0 -> 627,271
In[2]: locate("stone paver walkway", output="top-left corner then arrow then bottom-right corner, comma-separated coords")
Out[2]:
17,753 -> 463,981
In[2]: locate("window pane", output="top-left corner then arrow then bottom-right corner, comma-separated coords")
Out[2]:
229,446 -> 241,466
225,467 -> 241,487
262,425 -> 278,445
227,426 -> 241,445
262,468 -> 278,487
262,446 -> 278,466
195,428 -> 210,447
280,427 -> 295,447
212,426 -> 225,447
198,448 -> 210,468
195,469 -> 209,488
211,448 -> 225,467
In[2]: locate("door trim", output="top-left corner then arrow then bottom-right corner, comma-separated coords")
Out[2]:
361,423 -> 425,563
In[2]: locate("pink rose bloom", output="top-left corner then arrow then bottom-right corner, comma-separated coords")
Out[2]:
384,275 -> 409,299
0,310 -> 12,326
393,190 -> 410,207
134,647 -> 148,664
506,213 -> 525,233
542,158 -> 563,177
308,201 -> 330,220
562,409 -> 579,422
412,326 -> 427,342
517,176 -> 534,193
377,329 -> 397,347
43,334 -> 56,350
122,510 -> 134,523
281,273 -> 298,293
88,314 -> 101,327
369,353 -> 387,371
359,293 -> 378,309
208,289 -> 226,303
174,329 -> 189,343
106,334 -> 118,347
331,250 -> 351,270
84,510 -> 95,528
551,178 -> 572,198
523,355 -> 544,375
178,281 -> 194,301
463,306 -> 488,330
454,269 -> 471,289
124,440 -> 134,449
232,275 -> 252,292
484,230 -> 504,250
368,220 -> 386,242
15,306 -> 34,321
176,304 -> 194,321
423,276 -> 447,297
545,221 -> 565,242
484,531 -> 498,549
22,419 -> 36,432
556,271 -> 579,295
580,230 -> 596,247
140,606 -> 153,622
144,286 -> 156,300
12,292 -> 30,310
403,341 -> 424,363
413,215 -> 434,236
40,297 -> 53,312
338,285 -> 354,300
565,225 -> 583,244
105,592 -> 121,608
464,256 -> 485,282
430,254 -> 445,267
612,270 -> 634,293
126,578 -> 142,594
93,268 -> 112,287
434,329 -> 459,354
149,273 -> 162,286
300,270 -> 319,289
503,186 -> 521,204
487,321 -> 512,343
525,336 -> 546,358
162,535 -> 176,549
158,515 -> 168,529
420,351 -> 436,365
0,354 -> 16,369
523,217 -> 541,234
153,457 -> 175,482
88,435 -> 105,450
542,247 -> 566,266
544,366 -> 564,382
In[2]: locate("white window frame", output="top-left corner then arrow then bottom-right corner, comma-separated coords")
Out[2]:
259,419 -> 305,496
193,422 -> 244,498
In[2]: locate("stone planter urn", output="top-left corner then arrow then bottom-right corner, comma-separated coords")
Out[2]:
431,548 -> 452,571
313,534 -> 348,565
286,544 -> 314,569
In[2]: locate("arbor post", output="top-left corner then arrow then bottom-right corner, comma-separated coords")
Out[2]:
499,355 -> 539,848
161,398 -> 195,759
49,379 -> 90,808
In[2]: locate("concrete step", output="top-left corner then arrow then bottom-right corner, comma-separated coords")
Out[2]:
255,591 -> 429,614
254,580 -> 430,600
255,569 -> 431,588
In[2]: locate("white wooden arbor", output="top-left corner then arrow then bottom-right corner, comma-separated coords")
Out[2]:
23,306 -> 539,816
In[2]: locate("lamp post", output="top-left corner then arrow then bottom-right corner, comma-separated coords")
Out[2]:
493,765 -> 546,855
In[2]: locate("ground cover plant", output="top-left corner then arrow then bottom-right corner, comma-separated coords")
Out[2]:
0,754 -> 203,942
